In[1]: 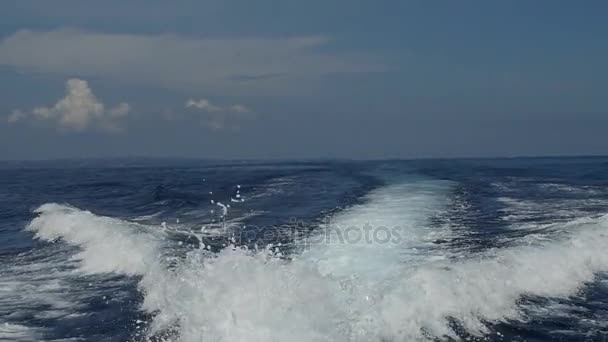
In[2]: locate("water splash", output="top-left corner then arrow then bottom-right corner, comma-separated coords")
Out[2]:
23,189 -> 608,341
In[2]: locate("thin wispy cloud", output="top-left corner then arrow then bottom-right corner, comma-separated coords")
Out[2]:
0,29 -> 387,94
7,78 -> 130,132
185,98 -> 252,130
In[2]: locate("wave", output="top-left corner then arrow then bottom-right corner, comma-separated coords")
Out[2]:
27,203 -> 162,276
24,187 -> 608,341
0,323 -> 41,341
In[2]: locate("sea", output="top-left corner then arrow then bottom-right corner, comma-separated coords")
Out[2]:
1,157 -> 608,341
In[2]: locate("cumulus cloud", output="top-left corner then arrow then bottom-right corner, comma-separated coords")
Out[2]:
0,29 -> 387,94
185,98 -> 252,130
7,78 -> 130,132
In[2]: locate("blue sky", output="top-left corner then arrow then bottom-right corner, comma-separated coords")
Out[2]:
0,1 -> 606,159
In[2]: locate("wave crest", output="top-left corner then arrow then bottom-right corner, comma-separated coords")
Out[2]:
25,202 -> 608,341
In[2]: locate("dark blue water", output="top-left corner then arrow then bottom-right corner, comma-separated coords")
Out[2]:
1,157 -> 608,341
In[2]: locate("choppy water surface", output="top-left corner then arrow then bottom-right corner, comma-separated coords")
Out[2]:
2,157 -> 608,341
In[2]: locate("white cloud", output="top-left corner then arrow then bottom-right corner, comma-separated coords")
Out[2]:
185,98 -> 252,130
0,29 -> 387,94
186,99 -> 222,113
7,78 -> 130,132
7,110 -> 26,123
109,103 -> 131,118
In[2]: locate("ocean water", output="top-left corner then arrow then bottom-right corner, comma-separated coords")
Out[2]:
1,157 -> 608,341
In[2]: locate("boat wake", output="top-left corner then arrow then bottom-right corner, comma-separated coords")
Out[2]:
24,178 -> 608,341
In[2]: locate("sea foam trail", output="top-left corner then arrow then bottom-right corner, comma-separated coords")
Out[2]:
374,215 -> 608,339
0,323 -> 41,341
26,203 -> 608,341
301,179 -> 454,280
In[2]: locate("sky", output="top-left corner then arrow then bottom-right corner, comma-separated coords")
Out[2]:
0,0 -> 606,160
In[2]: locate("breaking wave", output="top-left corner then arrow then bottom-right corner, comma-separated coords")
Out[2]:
25,180 -> 608,341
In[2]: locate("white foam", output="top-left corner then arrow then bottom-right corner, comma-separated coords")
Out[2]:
0,250 -> 85,329
140,248 -> 348,342
27,203 -> 162,276
0,323 -> 40,341
374,216 -> 608,339
497,196 -> 591,226
24,199 -> 608,341
301,179 -> 454,280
